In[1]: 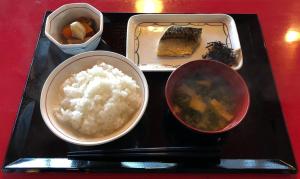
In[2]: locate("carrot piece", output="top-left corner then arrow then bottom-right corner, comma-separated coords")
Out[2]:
62,25 -> 72,39
81,22 -> 94,36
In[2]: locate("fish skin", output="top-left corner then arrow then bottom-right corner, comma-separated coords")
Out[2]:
160,26 -> 202,42
157,25 -> 202,57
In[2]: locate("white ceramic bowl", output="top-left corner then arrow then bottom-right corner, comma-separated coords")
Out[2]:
45,3 -> 103,55
40,51 -> 149,146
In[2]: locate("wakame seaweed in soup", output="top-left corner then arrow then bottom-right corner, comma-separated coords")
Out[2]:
172,72 -> 236,131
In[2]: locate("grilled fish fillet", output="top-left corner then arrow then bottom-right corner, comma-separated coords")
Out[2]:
157,26 -> 202,57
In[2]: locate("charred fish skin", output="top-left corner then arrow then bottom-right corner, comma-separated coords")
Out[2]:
157,25 -> 202,57
160,26 -> 202,42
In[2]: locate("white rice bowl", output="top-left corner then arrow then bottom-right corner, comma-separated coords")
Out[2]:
55,63 -> 141,136
40,51 -> 148,146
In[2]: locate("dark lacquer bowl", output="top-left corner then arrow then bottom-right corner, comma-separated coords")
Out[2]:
165,60 -> 250,134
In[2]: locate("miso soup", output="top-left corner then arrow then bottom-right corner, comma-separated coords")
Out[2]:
172,72 -> 236,131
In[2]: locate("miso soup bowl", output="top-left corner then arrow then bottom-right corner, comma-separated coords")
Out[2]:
165,60 -> 250,134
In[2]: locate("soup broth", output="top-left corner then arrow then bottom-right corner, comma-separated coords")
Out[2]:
172,72 -> 236,131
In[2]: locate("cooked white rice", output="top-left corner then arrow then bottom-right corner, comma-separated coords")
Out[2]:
54,62 -> 141,136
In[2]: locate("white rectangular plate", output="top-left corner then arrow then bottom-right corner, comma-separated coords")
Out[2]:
126,14 -> 243,72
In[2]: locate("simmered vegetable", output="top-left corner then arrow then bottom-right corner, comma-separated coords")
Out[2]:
61,17 -> 97,44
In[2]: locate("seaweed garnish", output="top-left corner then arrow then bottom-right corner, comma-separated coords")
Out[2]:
202,41 -> 237,66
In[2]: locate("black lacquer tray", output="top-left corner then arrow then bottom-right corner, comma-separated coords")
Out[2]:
2,13 -> 297,173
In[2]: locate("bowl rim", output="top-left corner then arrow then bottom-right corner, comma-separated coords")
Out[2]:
45,3 -> 104,48
40,50 -> 149,146
165,59 -> 250,134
